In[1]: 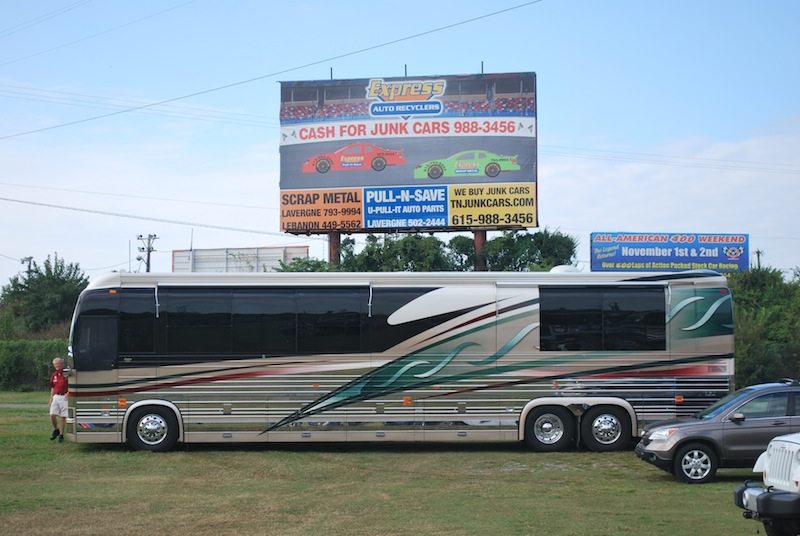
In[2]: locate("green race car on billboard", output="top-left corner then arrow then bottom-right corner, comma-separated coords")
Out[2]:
414,150 -> 520,180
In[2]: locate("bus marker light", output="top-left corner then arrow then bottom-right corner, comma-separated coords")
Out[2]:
118,399 -> 127,407
675,396 -> 684,404
403,397 -> 412,406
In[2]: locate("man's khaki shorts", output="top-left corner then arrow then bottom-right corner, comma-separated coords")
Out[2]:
50,394 -> 68,417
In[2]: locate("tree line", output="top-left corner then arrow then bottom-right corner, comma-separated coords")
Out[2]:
1,238 -> 799,390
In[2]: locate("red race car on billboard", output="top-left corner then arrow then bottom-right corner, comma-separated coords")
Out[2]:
302,143 -> 405,173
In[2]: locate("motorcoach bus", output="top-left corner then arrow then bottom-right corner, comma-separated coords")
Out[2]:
66,269 -> 734,452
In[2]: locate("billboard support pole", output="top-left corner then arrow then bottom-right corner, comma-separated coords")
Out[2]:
473,230 -> 486,271
328,232 -> 341,268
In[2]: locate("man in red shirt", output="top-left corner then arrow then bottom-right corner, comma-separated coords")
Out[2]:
49,357 -> 69,443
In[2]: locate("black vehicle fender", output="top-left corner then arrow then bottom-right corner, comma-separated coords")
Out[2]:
756,491 -> 800,518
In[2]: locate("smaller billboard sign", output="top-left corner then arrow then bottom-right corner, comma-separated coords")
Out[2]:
590,232 -> 749,273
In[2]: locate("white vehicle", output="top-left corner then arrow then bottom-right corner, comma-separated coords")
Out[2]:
735,433 -> 800,536
65,269 -> 734,452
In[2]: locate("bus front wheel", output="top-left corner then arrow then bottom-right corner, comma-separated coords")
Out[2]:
523,406 -> 575,452
127,406 -> 179,452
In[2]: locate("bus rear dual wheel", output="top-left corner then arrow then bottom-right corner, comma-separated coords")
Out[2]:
523,405 -> 630,452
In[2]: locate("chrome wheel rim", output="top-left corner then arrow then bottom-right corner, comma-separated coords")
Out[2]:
590,414 -> 622,445
137,414 -> 168,446
533,413 -> 565,445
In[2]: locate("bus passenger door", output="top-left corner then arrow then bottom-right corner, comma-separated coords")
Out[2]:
71,314 -> 120,441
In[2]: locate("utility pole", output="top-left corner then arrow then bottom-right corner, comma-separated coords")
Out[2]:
136,234 -> 158,272
754,249 -> 764,269
20,256 -> 33,275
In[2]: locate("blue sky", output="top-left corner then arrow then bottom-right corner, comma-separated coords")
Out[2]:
1,0 -> 798,283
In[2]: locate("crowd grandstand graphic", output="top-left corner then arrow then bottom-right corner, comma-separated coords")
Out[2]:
280,93 -> 535,124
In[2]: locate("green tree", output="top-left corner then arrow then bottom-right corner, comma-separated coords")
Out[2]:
283,230 -> 579,273
340,234 -> 453,272
0,254 -> 88,334
447,235 -> 476,271
393,234 -> 452,271
275,257 -> 335,272
482,229 -> 577,271
341,234 -> 391,271
727,267 -> 800,386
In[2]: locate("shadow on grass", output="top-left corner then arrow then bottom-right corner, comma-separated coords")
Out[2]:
77,440 -> 540,454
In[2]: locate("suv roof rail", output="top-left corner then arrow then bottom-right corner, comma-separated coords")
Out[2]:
778,378 -> 799,386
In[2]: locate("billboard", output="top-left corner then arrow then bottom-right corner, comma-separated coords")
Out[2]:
279,72 -> 537,234
591,232 -> 749,273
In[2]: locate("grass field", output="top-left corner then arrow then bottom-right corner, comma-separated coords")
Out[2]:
0,392 -> 762,536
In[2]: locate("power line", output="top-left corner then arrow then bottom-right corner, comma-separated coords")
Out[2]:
0,0 -> 92,40
0,0 -> 200,67
0,196 -> 326,241
541,144 -> 800,172
0,181 -> 278,211
0,84 -> 277,128
540,147 -> 800,175
0,1 -> 542,140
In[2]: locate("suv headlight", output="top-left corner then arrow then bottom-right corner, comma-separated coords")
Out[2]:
649,428 -> 678,441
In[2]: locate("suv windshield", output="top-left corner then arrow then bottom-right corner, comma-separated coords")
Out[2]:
697,387 -> 758,420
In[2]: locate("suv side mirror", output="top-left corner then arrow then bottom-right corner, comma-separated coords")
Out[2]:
730,412 -> 746,423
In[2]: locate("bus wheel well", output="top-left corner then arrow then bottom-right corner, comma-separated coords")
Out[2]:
519,397 -> 637,451
124,403 -> 182,452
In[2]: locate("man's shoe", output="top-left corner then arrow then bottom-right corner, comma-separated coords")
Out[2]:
58,435 -> 64,443
50,429 -> 59,441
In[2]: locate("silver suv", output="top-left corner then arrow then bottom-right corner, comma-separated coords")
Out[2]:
635,379 -> 800,484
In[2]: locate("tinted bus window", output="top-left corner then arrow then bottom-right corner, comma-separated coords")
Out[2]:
76,289 -> 118,316
540,287 -> 665,351
602,288 -> 665,351
296,288 -> 365,354
74,316 -> 117,371
165,289 -> 232,353
540,288 -> 603,351
232,289 -> 295,355
119,289 -> 156,353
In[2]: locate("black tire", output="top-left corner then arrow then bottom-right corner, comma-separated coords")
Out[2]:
485,162 -> 501,178
371,157 -> 387,171
673,442 -> 718,484
127,406 -> 179,452
427,164 -> 444,180
523,406 -> 575,452
580,406 -> 632,452
315,158 -> 331,173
